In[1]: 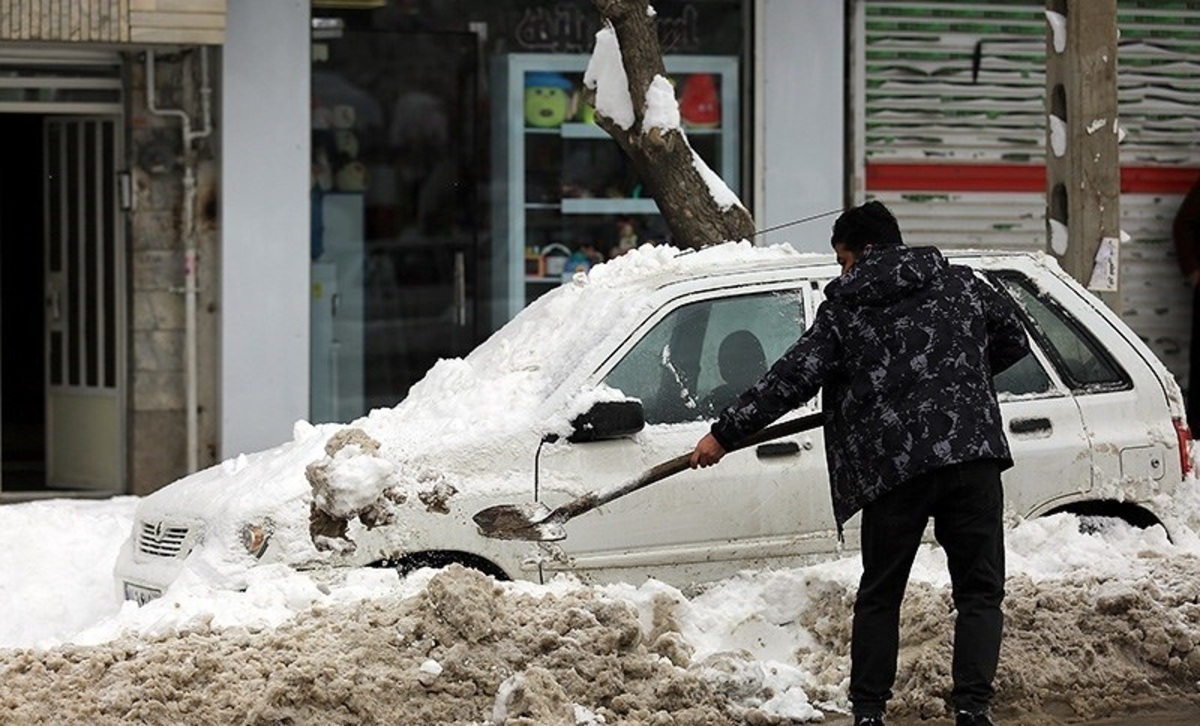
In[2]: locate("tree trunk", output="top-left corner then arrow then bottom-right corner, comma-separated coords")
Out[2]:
590,0 -> 755,249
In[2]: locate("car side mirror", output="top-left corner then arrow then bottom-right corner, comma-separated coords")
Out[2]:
567,400 -> 645,443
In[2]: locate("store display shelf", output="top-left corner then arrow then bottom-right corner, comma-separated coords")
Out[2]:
561,198 -> 659,215
531,123 -> 724,140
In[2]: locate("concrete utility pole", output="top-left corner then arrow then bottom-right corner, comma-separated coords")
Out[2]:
1044,0 -> 1122,310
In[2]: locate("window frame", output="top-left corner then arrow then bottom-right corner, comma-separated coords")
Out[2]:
590,280 -> 812,425
986,270 -> 1132,395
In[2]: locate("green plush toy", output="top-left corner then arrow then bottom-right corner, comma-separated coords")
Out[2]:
525,72 -> 573,128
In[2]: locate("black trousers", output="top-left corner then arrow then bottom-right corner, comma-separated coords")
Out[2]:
849,459 -> 1005,716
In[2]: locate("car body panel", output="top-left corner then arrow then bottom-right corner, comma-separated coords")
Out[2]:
114,247 -> 1190,598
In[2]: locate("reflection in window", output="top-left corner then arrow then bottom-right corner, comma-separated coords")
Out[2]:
310,27 -> 482,423
993,353 -> 1051,397
995,275 -> 1127,391
603,291 -> 805,424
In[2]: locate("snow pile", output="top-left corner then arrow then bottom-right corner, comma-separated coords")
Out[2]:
0,497 -> 135,647
4,478 -> 1200,722
327,242 -> 801,506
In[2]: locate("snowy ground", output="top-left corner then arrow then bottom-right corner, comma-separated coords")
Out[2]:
3,468 -> 1200,725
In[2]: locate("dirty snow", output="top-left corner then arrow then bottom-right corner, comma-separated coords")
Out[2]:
4,462 -> 1200,723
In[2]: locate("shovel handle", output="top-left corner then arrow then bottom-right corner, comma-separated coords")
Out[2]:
549,411 -> 826,523
724,410 -> 826,453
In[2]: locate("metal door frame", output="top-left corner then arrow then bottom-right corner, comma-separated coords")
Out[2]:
41,114 -> 126,492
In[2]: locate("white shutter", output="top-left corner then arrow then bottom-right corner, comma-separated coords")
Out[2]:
858,0 -> 1200,391
0,48 -> 122,114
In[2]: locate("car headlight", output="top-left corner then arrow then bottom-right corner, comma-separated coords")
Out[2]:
239,521 -> 272,558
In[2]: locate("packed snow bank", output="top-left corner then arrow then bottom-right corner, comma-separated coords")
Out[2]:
5,483 -> 1200,722
4,396 -> 1198,723
4,544 -> 1200,724
0,497 -> 135,648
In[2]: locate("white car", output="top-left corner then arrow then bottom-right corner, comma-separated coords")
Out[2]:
115,243 -> 1192,603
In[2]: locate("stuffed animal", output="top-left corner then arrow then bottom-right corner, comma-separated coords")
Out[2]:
334,129 -> 359,160
331,104 -> 356,130
525,72 -> 573,128
335,161 -> 369,192
680,74 -> 721,129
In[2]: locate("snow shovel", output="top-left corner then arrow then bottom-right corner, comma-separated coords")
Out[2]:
472,411 -> 826,542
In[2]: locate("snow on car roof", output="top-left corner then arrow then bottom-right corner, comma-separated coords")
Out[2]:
364,241 -> 809,439
140,242 -> 1051,545
340,242 -> 1046,470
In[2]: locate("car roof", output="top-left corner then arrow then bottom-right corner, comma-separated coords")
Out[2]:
591,244 -> 1042,297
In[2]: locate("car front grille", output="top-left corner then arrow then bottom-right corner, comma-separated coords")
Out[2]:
136,521 -> 194,559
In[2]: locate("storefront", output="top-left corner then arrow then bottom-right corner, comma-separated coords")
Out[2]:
218,0 -> 842,467
305,0 -> 754,420
0,0 -> 841,495
8,1 -> 1192,498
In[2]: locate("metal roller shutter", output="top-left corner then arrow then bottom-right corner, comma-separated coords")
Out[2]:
857,0 -> 1200,392
0,47 -> 122,114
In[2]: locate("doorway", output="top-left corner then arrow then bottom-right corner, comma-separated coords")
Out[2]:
0,114 -> 125,496
0,115 -> 46,491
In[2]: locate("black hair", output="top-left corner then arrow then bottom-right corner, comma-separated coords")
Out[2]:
830,200 -> 904,254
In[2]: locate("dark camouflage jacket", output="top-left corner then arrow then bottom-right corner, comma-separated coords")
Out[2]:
710,245 -> 1030,528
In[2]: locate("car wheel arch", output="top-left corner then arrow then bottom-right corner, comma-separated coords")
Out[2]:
1039,499 -> 1172,542
373,550 -> 512,581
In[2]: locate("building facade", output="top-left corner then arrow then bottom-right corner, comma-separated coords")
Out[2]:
0,0 -> 1192,498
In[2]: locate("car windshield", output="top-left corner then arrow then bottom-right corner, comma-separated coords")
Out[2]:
359,244 -> 805,449
446,243 -> 806,409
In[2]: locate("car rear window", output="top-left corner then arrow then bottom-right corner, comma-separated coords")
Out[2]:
992,273 -> 1130,393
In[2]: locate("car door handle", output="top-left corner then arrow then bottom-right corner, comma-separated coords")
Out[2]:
756,441 -> 801,459
1009,417 -> 1052,435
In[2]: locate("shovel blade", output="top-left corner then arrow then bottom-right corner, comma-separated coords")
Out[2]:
472,503 -> 566,541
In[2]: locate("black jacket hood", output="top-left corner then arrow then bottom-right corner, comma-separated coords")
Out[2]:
825,245 -> 948,307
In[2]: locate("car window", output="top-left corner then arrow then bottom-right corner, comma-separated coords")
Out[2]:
603,290 -> 805,424
993,273 -> 1128,392
992,351 -> 1052,396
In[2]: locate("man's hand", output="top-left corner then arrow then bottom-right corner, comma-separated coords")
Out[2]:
690,433 -> 727,469
1191,269 -> 1200,288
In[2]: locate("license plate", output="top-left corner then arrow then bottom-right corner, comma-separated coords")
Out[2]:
124,583 -> 162,605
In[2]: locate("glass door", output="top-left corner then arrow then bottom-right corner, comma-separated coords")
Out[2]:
311,26 -> 483,420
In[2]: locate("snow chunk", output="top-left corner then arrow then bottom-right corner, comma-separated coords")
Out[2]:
584,26 -> 634,130
1049,114 -> 1067,157
1049,217 -> 1069,255
307,428 -> 395,520
690,148 -> 743,213
1045,10 -> 1067,53
643,74 -> 680,133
